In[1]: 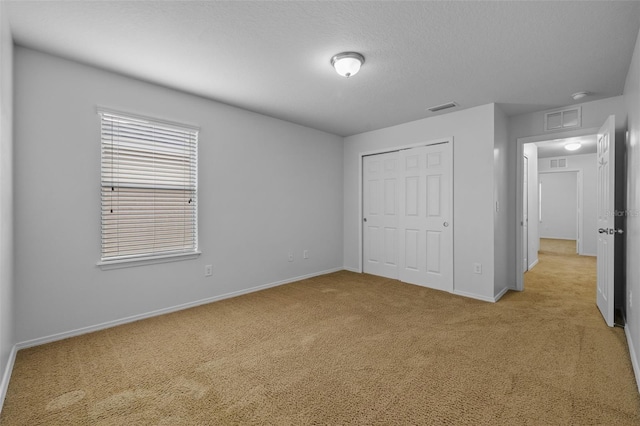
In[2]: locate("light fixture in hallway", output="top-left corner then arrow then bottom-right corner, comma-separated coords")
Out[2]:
564,141 -> 582,151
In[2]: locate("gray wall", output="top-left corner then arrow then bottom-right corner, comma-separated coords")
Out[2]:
623,24 -> 640,392
14,47 -> 344,344
0,2 -> 14,402
539,171 -> 578,240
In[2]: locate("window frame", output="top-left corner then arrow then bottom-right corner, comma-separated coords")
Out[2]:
96,107 -> 200,270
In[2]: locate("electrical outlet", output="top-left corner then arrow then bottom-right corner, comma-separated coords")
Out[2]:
303,250 -> 309,259
473,263 -> 482,274
288,252 -> 294,262
205,265 -> 213,276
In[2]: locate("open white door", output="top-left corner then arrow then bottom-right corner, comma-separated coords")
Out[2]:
596,115 -> 616,327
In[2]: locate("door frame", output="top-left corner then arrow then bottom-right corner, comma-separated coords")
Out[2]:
358,137 -> 454,275
523,154 -> 529,272
515,127 -> 598,291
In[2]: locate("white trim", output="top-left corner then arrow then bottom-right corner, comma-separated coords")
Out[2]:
454,288 -> 510,303
0,345 -> 17,413
523,153 -> 530,273
16,268 -> 343,350
357,152 -> 363,274
528,258 -> 539,270
453,289 -> 496,303
625,324 -> 640,394
343,266 -> 360,273
577,170 -> 584,254
538,236 -> 577,240
97,251 -> 201,270
515,127 -> 599,291
540,235 -> 576,241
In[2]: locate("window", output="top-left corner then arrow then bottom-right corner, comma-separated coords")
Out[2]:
98,108 -> 199,266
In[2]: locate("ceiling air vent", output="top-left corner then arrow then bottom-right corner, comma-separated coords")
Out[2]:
427,102 -> 458,113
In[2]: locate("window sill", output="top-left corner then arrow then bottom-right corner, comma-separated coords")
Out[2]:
97,251 -> 201,270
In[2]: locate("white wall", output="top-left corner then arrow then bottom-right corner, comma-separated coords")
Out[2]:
623,24 -> 640,392
523,144 -> 539,269
14,47 -> 344,344
539,153 -> 597,255
344,104 -> 497,301
0,2 -> 14,403
494,105 -> 514,296
538,171 -> 578,240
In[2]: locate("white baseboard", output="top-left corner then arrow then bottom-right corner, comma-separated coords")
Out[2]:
539,236 -> 577,241
343,266 -> 360,273
453,289 -> 496,303
625,323 -> 640,394
454,287 -> 509,303
0,345 -> 17,414
16,267 -> 344,350
528,258 -> 539,270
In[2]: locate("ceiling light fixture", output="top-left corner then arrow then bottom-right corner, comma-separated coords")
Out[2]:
331,52 -> 365,78
564,142 -> 582,151
571,91 -> 590,100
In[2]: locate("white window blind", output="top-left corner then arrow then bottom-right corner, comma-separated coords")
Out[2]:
99,109 -> 198,263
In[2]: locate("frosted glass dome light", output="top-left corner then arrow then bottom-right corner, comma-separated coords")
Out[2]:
564,142 -> 582,151
331,52 -> 365,78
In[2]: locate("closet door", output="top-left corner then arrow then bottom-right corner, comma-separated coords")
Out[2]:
398,143 -> 453,291
362,151 -> 400,279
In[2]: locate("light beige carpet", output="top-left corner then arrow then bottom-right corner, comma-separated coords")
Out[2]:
1,239 -> 639,424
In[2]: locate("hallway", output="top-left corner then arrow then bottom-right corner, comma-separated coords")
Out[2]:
525,238 -> 597,309
515,237 -> 639,421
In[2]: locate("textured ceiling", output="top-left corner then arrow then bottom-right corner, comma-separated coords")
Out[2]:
6,1 -> 640,136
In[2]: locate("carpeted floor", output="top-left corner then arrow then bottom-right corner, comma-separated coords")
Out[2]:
1,238 -> 639,424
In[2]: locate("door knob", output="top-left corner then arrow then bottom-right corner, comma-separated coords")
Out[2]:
599,228 -> 624,235
443,222 -> 449,227
363,218 -> 367,222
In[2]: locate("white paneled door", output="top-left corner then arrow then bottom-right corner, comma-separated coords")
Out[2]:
363,151 -> 400,279
363,142 -> 453,292
596,115 -> 616,327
